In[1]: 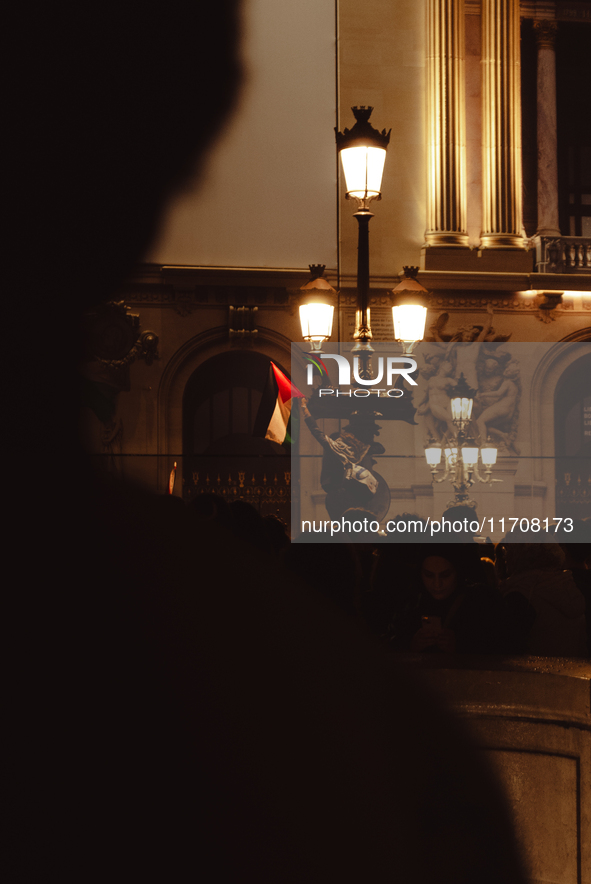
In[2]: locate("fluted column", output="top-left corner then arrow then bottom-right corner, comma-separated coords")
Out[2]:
425,0 -> 468,246
481,0 -> 524,248
534,19 -> 560,236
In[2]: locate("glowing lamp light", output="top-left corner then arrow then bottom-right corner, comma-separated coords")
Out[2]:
450,394 -> 473,424
339,146 -> 387,202
391,268 -> 429,345
336,106 -> 391,205
450,373 -> 476,426
425,444 -> 442,467
299,303 -> 334,343
480,443 -> 498,466
392,303 -> 428,342
299,265 -> 337,349
460,444 -> 479,466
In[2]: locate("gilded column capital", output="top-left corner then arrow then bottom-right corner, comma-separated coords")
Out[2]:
533,19 -> 557,50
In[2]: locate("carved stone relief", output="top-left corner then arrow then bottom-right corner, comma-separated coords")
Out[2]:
417,306 -> 521,454
79,301 -> 159,459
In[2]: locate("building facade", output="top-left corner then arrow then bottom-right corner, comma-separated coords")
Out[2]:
80,0 -> 591,530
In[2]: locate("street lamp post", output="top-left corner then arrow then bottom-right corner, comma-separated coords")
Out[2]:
336,106 -> 391,378
298,107 -> 425,428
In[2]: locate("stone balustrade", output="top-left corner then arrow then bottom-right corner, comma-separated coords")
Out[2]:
534,235 -> 591,273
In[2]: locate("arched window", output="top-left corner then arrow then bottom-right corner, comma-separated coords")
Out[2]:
182,350 -> 292,524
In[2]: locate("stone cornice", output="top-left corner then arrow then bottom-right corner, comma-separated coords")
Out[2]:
339,290 -> 579,315
519,1 -> 556,18
138,263 -> 329,287
119,264 -> 591,312
341,269 -> 591,291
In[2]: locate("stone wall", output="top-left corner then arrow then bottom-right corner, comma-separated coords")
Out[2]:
408,655 -> 591,884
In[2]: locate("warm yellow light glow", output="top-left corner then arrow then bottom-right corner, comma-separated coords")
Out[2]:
480,445 -> 498,466
425,445 -> 442,466
299,303 -> 334,342
563,291 -> 591,297
340,146 -> 386,200
450,396 -> 473,424
392,304 -> 428,343
461,446 -> 479,466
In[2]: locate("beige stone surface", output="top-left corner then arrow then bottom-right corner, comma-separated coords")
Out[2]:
412,658 -> 591,884
536,39 -> 560,236
339,0 -> 426,278
485,749 -> 578,883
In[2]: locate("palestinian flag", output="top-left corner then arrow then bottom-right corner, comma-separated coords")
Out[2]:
254,362 -> 304,446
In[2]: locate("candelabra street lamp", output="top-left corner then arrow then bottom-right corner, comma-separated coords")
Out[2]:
425,373 -> 500,506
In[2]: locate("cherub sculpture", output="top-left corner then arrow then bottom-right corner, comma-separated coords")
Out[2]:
416,360 -> 457,441
429,305 -> 511,390
475,360 -> 521,454
420,307 -> 520,454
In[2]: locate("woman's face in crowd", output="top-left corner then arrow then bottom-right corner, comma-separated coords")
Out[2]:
421,556 -> 457,600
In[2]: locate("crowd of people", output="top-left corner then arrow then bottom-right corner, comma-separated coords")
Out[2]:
185,494 -> 590,658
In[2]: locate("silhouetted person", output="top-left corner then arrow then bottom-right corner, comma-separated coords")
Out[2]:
500,543 -> 587,656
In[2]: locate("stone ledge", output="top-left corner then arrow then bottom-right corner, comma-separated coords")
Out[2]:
398,654 -> 591,728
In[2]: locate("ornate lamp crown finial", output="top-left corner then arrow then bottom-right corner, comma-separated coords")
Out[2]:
352,106 -> 374,123
335,106 -> 391,150
309,264 -> 326,279
402,265 -> 419,279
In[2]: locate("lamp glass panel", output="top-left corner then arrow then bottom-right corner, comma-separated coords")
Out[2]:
425,446 -> 442,466
461,446 -> 479,466
480,446 -> 498,465
299,303 -> 334,342
444,446 -> 457,463
340,146 -> 386,200
392,305 -> 427,342
450,396 -> 473,423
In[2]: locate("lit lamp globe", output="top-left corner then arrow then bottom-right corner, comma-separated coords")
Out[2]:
299,265 -> 337,352
450,373 -> 476,428
391,266 -> 429,353
336,106 -> 391,207
460,440 -> 479,466
480,441 -> 498,466
425,443 -> 442,467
